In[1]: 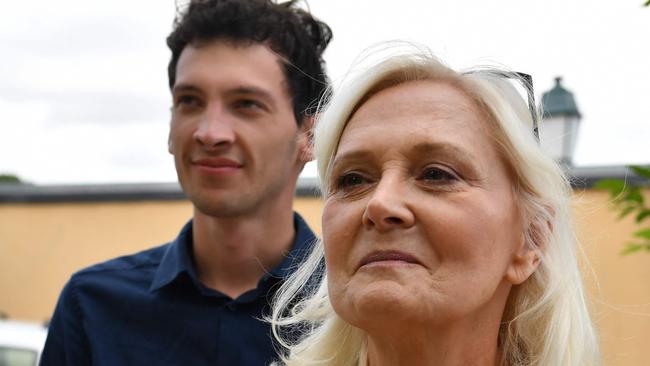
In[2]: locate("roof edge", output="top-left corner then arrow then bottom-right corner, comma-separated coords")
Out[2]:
0,165 -> 646,203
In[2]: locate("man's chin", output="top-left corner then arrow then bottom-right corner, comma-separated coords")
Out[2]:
192,196 -> 253,218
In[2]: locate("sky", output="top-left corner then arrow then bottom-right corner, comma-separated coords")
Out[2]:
1,0 -> 648,185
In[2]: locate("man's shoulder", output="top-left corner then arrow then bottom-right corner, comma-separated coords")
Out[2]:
71,242 -> 170,282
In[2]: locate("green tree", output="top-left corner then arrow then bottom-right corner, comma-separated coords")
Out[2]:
0,174 -> 22,184
595,166 -> 650,254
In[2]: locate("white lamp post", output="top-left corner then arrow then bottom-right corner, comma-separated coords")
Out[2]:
539,77 -> 582,166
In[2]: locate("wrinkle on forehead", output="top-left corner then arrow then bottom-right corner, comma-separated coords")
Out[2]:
335,80 -> 510,187
349,80 -> 489,131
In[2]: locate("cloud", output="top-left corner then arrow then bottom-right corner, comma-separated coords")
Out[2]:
2,0 -> 649,185
0,0 -> 173,129
0,115 -> 176,184
1,87 -> 169,126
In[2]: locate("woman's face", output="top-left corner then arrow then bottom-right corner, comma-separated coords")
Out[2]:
323,80 -> 532,332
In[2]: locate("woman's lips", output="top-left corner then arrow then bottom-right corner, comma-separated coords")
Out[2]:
358,250 -> 422,268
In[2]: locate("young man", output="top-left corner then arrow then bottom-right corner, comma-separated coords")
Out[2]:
40,1 -> 332,365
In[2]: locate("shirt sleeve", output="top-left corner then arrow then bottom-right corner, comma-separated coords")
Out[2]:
40,276 -> 92,366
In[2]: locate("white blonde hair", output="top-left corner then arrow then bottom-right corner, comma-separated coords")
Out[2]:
271,44 -> 600,366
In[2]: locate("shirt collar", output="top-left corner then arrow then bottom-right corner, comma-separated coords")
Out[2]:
266,212 -> 318,280
149,220 -> 196,292
149,213 -> 318,292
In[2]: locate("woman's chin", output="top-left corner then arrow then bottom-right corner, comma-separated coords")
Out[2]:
335,280 -> 431,329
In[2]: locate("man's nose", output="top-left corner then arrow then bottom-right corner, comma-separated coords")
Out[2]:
193,105 -> 235,149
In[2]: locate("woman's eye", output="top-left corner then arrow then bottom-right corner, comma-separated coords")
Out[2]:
336,172 -> 367,189
420,167 -> 458,182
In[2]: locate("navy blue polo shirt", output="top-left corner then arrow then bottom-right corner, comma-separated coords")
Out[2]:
40,213 -> 317,366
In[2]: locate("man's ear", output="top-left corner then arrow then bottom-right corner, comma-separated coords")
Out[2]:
167,114 -> 175,154
297,116 -> 315,163
168,128 -> 175,154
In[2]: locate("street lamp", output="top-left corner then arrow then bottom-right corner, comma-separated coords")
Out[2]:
539,76 -> 582,166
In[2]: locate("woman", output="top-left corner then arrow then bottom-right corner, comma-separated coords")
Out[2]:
271,47 -> 600,366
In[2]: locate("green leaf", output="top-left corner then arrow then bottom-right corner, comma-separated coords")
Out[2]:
594,179 -> 626,197
620,243 -> 645,255
637,209 -> 650,223
630,165 -> 650,180
618,205 -> 637,220
633,228 -> 650,239
623,188 -> 644,205
645,0 -> 650,7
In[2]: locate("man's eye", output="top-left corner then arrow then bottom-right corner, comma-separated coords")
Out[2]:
336,172 -> 367,188
420,167 -> 458,182
175,95 -> 200,108
234,99 -> 264,111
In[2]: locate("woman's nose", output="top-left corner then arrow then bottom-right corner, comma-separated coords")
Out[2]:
362,177 -> 415,231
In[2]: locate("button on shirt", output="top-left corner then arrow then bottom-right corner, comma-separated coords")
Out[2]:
40,213 -> 317,366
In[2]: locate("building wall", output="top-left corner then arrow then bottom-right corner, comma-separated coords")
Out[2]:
0,189 -> 648,365
571,190 -> 650,366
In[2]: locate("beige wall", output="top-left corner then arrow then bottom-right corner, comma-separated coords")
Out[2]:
1,189 -> 648,365
0,201 -> 193,321
572,190 -> 650,366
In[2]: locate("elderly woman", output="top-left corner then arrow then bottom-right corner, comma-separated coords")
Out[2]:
271,48 -> 600,366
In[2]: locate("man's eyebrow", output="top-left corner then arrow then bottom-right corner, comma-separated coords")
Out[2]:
172,84 -> 278,105
172,83 -> 202,95
225,86 -> 275,102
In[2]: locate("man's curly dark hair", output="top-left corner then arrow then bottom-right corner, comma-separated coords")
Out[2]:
166,0 -> 332,125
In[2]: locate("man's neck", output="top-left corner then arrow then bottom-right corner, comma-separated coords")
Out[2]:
191,207 -> 296,299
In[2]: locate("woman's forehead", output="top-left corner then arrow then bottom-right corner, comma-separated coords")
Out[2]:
331,80 -> 513,184
352,80 -> 484,124
340,81 -> 489,146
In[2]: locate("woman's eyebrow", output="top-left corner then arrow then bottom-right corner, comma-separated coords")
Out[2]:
410,142 -> 474,160
332,142 -> 477,166
330,150 -> 375,170
410,142 -> 484,180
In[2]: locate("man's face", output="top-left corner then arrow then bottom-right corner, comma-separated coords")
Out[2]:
168,40 -> 311,217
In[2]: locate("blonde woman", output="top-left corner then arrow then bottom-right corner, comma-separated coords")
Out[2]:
271,46 -> 600,366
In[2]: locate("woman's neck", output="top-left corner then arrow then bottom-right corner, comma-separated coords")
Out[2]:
364,316 -> 503,366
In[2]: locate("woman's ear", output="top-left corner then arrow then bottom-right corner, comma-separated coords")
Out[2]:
505,243 -> 540,285
506,205 -> 554,285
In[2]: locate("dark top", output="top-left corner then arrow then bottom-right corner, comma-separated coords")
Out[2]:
40,213 -> 317,366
